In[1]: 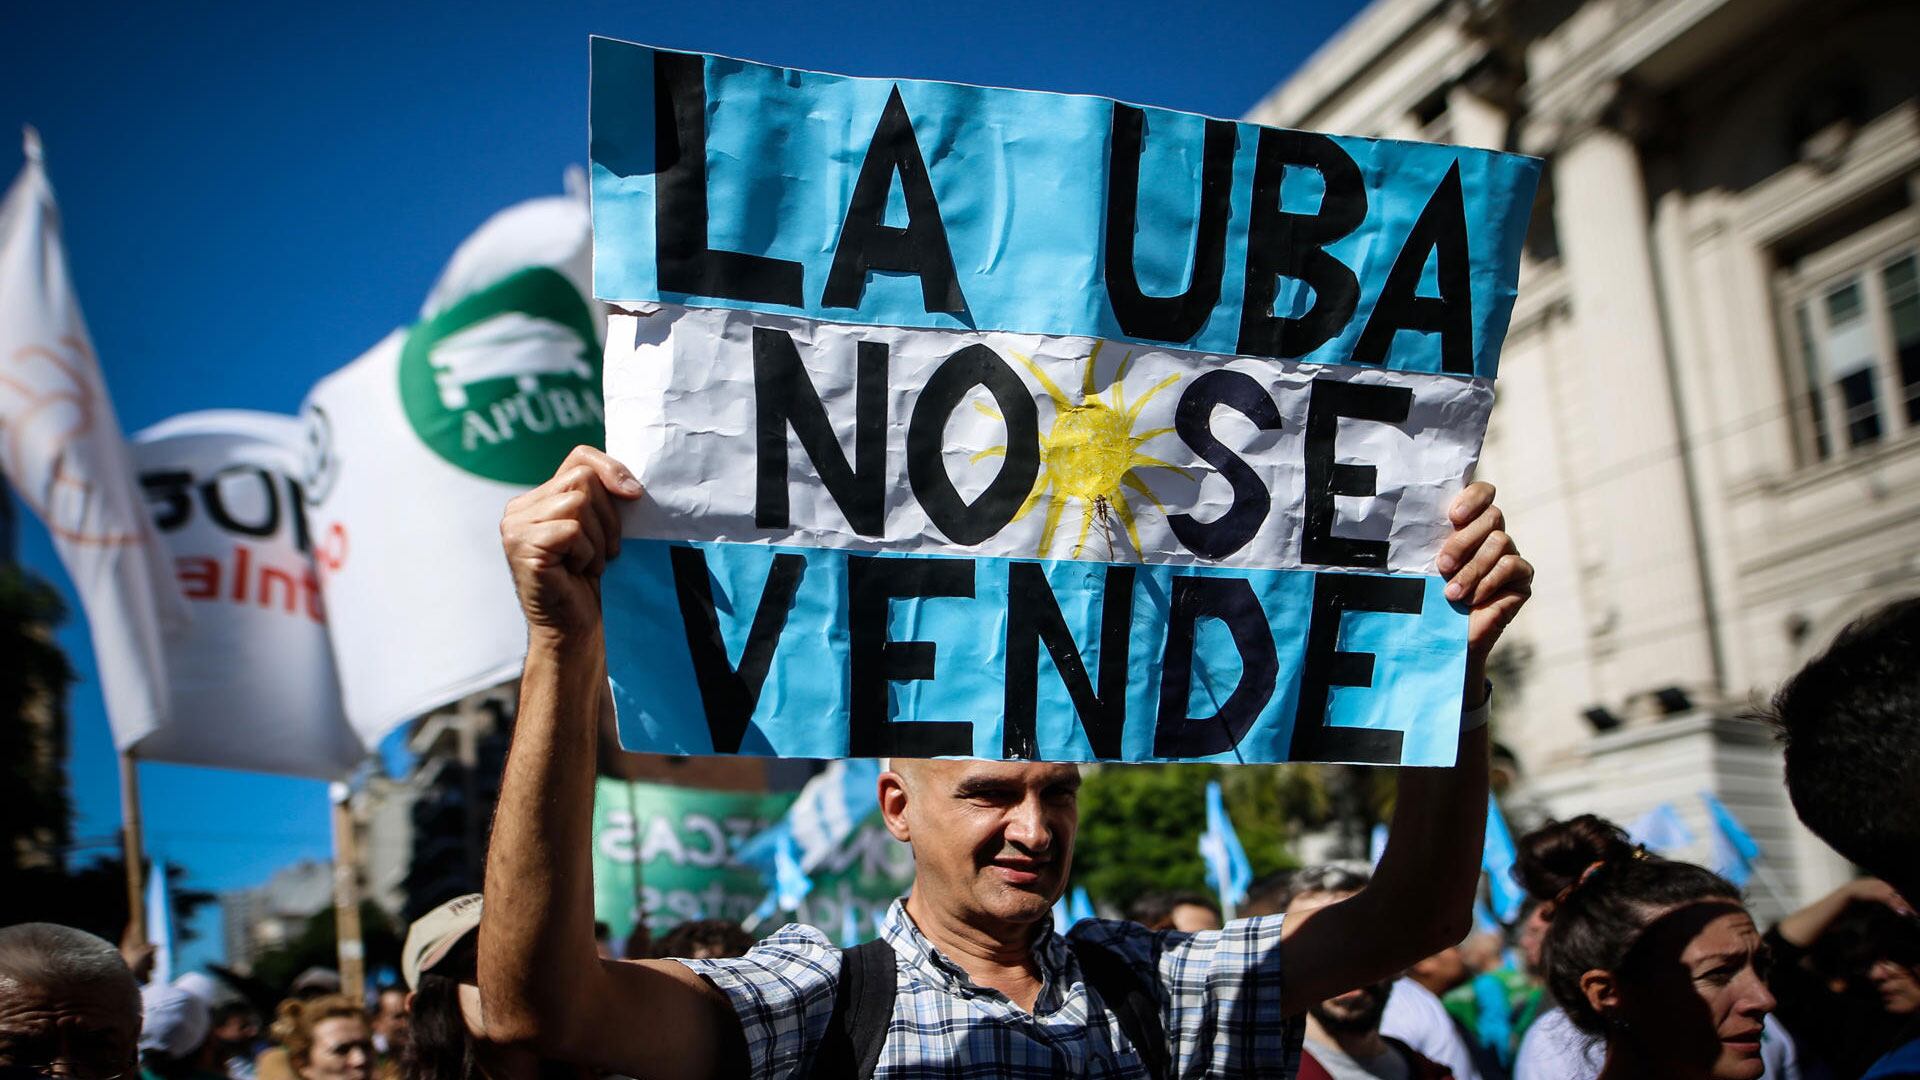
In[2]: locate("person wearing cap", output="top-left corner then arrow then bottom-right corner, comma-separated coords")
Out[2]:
172,974 -> 260,1080
139,984 -> 221,1080
481,448 -> 1533,1079
399,895 -> 591,1080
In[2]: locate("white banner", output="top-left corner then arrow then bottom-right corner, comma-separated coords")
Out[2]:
606,305 -> 1491,574
0,130 -> 188,750
130,411 -> 363,778
301,194 -> 606,744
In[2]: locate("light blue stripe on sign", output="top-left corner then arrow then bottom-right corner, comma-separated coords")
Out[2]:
589,38 -> 1540,379
603,539 -> 1468,766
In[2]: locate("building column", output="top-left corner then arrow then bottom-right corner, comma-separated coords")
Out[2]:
1536,90 -> 1720,705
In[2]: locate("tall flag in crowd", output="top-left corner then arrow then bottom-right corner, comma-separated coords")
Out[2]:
1198,780 -> 1252,920
1481,794 -> 1524,923
588,41 -> 1540,765
737,759 -> 882,875
0,128 -> 189,750
1701,791 -> 1761,888
1627,802 -> 1696,854
300,188 -> 605,747
145,858 -> 174,986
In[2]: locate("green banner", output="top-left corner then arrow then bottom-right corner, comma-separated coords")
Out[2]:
590,777 -> 913,942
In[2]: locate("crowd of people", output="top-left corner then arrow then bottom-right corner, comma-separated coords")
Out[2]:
2,452 -> 1914,1078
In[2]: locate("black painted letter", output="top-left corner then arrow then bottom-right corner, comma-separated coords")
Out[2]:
1302,379 -> 1412,569
1104,104 -> 1236,344
669,546 -> 807,753
1237,130 -> 1367,359
1168,370 -> 1283,560
1002,563 -> 1135,759
1353,162 -> 1473,374
754,327 -> 888,536
653,52 -> 804,305
1152,576 -> 1278,759
823,86 -> 967,315
906,344 -> 1040,545
1291,572 -> 1423,764
847,555 -> 974,757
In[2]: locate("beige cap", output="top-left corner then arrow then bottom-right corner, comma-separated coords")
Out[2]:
402,893 -> 483,991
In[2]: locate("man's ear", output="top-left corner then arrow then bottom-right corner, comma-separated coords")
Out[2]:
878,769 -> 912,843
1579,968 -> 1622,1025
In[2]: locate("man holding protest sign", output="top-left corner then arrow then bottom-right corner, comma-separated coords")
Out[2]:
480,445 -> 1530,1079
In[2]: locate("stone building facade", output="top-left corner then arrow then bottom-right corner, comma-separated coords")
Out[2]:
1249,0 -> 1919,918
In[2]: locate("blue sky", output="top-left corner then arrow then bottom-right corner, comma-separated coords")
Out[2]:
3,0 -> 1362,973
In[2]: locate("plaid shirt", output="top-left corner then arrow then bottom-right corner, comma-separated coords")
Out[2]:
680,898 -> 1304,1079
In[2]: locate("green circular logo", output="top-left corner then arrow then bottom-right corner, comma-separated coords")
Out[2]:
397,266 -> 603,485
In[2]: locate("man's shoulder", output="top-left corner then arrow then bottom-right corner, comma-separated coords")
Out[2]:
671,921 -> 841,983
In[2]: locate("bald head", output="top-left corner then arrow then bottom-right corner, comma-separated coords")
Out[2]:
0,924 -> 142,1078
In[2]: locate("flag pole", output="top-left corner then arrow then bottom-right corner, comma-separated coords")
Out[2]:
329,782 -> 366,1001
118,751 -> 148,944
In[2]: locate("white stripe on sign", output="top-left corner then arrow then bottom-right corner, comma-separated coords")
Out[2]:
605,305 -> 1490,576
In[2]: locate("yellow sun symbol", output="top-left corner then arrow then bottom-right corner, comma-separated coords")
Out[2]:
974,342 -> 1190,559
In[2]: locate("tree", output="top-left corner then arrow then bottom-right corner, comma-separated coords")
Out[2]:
0,565 -> 75,879
1072,764 -> 1316,913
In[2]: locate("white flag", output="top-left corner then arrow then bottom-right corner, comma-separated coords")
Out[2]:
0,128 -> 188,749
301,193 -> 605,744
130,410 -> 365,778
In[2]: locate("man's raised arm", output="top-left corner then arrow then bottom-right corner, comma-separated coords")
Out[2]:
1280,481 -> 1532,1014
479,446 -> 742,1080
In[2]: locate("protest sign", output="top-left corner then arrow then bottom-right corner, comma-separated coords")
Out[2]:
590,41 -> 1541,765
130,411 -> 364,777
301,193 -> 606,745
589,777 -> 911,941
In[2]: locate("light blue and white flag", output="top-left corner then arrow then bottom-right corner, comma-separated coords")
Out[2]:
1198,780 -> 1253,919
1701,792 -> 1760,888
1369,823 -> 1390,868
1627,802 -> 1696,854
1052,892 -> 1073,931
773,830 -> 813,911
1069,885 -> 1096,927
737,759 -> 881,874
840,900 -> 862,948
146,858 -> 174,986
1482,794 -> 1524,923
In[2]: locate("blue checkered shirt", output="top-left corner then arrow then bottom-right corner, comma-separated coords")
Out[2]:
679,898 -> 1304,1078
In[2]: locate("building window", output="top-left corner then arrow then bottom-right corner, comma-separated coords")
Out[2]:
1780,223 -> 1920,463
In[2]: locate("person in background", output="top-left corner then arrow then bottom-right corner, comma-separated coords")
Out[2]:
0,923 -> 143,1080
269,996 -> 371,1080
1509,815 -> 1785,1080
1769,598 -> 1920,1078
398,894 -> 593,1080
1438,930 -> 1537,1079
1287,865 -> 1455,1079
1125,890 -> 1223,934
139,984 -> 218,1080
1382,943 -> 1482,1080
1764,878 -> 1918,1078
173,974 -> 261,1080
369,988 -> 408,1079
648,921 -> 756,963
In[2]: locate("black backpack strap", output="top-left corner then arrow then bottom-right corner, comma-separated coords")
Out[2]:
808,938 -> 896,1080
1070,938 -> 1169,1080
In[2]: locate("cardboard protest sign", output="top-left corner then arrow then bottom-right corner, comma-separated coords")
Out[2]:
590,40 -> 1541,765
130,411 -> 364,778
589,777 -> 911,940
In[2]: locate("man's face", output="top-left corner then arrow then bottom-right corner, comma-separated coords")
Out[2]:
0,978 -> 141,1080
371,991 -> 409,1051
882,760 -> 1081,928
1867,958 -> 1920,1014
210,1009 -> 259,1056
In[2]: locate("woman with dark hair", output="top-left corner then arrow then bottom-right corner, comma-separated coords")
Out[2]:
1509,814 -> 1778,1079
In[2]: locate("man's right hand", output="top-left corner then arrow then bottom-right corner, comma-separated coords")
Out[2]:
500,446 -> 643,642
